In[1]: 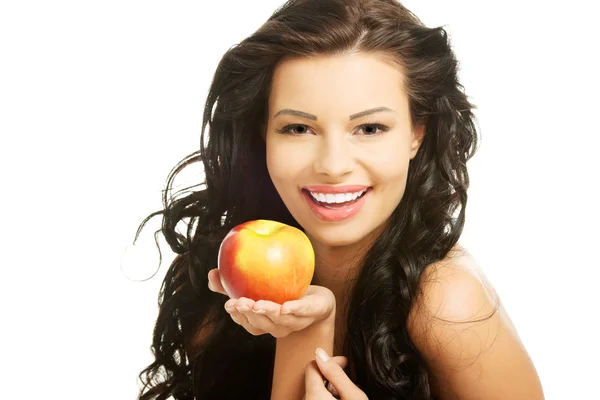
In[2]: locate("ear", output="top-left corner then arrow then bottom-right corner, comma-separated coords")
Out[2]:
410,123 -> 425,159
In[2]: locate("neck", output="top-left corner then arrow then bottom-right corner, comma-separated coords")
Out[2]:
307,224 -> 384,297
307,230 -> 380,356
310,243 -> 365,297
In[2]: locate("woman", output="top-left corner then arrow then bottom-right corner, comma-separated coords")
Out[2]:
137,0 -> 544,399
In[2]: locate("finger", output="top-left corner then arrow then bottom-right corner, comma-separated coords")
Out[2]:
304,360 -> 332,398
315,348 -> 367,400
331,356 -> 348,370
207,269 -> 227,295
227,309 -> 265,336
224,299 -> 265,336
236,298 -> 291,338
326,356 -> 348,398
225,304 -> 249,326
304,358 -> 349,398
253,300 -> 314,333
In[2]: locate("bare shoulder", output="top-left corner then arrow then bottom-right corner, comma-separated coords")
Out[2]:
407,244 -> 544,400
410,244 -> 500,323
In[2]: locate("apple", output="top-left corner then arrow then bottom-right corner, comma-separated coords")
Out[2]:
217,219 -> 315,304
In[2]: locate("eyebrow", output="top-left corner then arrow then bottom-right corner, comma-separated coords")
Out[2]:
273,106 -> 395,121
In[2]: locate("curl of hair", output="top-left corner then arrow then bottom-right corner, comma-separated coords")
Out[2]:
136,0 -> 480,399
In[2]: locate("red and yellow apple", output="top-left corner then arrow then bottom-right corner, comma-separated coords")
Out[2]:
217,219 -> 315,304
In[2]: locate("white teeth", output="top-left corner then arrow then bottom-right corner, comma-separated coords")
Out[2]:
333,194 -> 345,203
309,189 -> 367,204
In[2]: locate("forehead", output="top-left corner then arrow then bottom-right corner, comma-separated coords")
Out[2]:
268,52 -> 408,116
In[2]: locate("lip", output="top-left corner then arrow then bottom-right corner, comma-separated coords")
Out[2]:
302,187 -> 371,222
302,185 -> 370,194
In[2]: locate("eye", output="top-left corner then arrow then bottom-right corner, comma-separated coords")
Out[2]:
276,124 -> 314,135
355,123 -> 389,136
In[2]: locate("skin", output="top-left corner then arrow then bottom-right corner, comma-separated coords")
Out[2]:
208,52 -> 544,399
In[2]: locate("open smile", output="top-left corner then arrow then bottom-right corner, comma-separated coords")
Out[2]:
301,186 -> 372,222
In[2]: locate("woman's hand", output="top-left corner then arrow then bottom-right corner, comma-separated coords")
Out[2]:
207,268 -> 335,338
304,348 -> 368,400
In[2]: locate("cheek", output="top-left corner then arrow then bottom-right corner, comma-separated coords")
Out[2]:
367,143 -> 411,185
266,137 -> 303,191
265,136 -> 285,181
365,148 -> 411,210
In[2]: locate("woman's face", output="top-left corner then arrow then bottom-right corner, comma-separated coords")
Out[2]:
265,52 -> 424,248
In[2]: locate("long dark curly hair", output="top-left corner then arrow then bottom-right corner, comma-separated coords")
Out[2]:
135,0 -> 480,398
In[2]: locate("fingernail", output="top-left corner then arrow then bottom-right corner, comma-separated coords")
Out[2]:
236,305 -> 249,312
252,308 -> 266,314
316,348 -> 330,362
280,308 -> 290,314
208,281 -> 214,291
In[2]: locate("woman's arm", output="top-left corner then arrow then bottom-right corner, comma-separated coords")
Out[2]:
270,312 -> 336,400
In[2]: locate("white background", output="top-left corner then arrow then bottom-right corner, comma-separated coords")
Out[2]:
1,1 -> 598,398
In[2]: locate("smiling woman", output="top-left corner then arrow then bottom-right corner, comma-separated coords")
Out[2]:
134,1 -> 544,399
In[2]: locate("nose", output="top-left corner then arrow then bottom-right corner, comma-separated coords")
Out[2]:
313,135 -> 354,179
